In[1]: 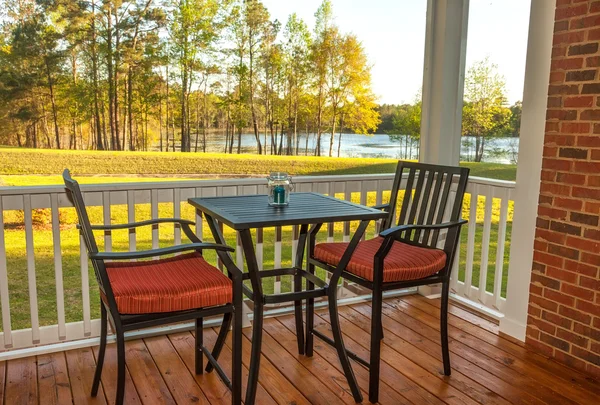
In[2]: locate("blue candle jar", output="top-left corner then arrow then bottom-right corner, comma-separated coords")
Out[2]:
267,172 -> 292,207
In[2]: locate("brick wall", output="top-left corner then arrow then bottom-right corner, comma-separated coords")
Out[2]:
526,0 -> 600,379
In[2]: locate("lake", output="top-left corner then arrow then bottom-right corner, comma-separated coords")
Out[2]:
199,133 -> 520,164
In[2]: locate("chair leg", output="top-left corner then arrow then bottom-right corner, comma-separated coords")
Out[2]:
441,281 -> 451,376
232,285 -> 243,405
115,326 -> 126,405
245,303 -> 263,405
379,319 -> 384,340
369,287 -> 383,403
206,312 -> 232,373
328,291 -> 363,403
195,318 -> 204,375
294,272 -> 305,355
91,304 -> 107,397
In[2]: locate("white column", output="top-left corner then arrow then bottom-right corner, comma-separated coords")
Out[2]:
499,0 -> 556,341
419,0 -> 470,166
418,0 -> 470,297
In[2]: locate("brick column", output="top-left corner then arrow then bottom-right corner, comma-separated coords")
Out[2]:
527,0 -> 600,379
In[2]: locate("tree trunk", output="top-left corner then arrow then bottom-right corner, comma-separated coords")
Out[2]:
128,67 -> 135,150
91,0 -> 103,150
45,59 -> 61,149
337,113 -> 344,158
328,106 -> 337,157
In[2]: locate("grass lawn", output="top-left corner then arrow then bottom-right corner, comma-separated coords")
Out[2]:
0,147 -> 514,331
0,147 -> 517,180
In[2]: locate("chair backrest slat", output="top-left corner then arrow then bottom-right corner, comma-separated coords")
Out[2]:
386,161 -> 469,252
394,166 -> 415,227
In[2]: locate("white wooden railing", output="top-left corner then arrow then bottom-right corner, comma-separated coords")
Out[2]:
0,174 -> 514,354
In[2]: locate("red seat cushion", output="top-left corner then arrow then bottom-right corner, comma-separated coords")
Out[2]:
104,252 -> 232,314
314,237 -> 447,282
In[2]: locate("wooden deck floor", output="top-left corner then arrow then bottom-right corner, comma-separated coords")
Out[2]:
1,295 -> 599,404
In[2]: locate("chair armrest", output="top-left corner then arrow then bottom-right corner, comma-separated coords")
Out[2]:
371,203 -> 390,211
378,219 -> 468,238
89,218 -> 195,231
89,242 -> 234,261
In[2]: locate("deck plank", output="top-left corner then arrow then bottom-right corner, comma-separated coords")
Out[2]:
377,300 -> 579,405
315,310 -> 479,405
241,325 -> 345,405
65,347 -> 107,405
91,343 -> 142,405
5,357 -> 37,405
308,313 -> 446,405
276,315 -> 417,405
37,351 -> 73,405
398,296 -> 600,402
227,328 -> 312,405
0,361 -> 5,405
168,331 -> 232,405
349,304 -> 544,405
124,339 -> 176,405
261,317 -> 368,403
337,306 -> 514,405
144,335 -> 211,405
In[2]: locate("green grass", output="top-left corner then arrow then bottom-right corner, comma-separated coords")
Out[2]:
0,147 -> 516,180
0,147 -> 515,331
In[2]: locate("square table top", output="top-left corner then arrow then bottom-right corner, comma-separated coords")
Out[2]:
188,192 -> 387,230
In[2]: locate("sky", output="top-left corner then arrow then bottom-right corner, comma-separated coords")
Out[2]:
261,0 -> 532,106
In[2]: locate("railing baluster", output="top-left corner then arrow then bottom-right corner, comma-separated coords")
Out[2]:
23,195 -> 40,343
0,196 -> 13,348
327,182 -> 335,243
478,188 -> 494,303
102,191 -> 112,252
127,190 -> 136,253
195,187 -> 203,240
360,182 -> 367,241
151,189 -> 159,250
79,233 -> 91,336
375,180 -> 383,236
274,226 -> 282,294
343,185 -> 351,243
173,188 -> 181,246
450,237 -> 460,294
51,194 -> 66,340
464,186 -> 478,298
493,189 -> 509,309
256,228 -> 264,270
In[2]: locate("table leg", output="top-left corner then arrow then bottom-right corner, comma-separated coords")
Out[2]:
237,228 -> 264,405
327,220 -> 370,403
293,224 -> 309,355
305,223 -> 322,357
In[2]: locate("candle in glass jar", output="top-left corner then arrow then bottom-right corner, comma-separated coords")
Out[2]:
274,185 -> 285,204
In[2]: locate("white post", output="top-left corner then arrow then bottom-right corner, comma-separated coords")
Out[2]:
419,0 -> 469,166
418,0 -> 470,297
499,0 -> 556,341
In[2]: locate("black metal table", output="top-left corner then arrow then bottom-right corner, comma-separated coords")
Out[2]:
188,192 -> 387,405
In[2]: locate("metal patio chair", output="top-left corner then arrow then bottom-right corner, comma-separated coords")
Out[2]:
308,161 -> 469,403
63,169 -> 243,405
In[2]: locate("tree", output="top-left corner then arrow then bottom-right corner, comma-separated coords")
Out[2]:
390,100 -> 421,159
462,57 -> 509,162
508,101 -> 522,137
282,13 -> 311,155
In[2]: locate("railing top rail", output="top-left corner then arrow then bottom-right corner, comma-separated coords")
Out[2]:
0,173 -> 515,197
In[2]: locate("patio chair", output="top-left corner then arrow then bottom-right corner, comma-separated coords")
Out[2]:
308,161 -> 469,403
63,169 -> 243,405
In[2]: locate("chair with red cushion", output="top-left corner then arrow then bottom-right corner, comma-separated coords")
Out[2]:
63,170 -> 243,405
309,161 -> 469,403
